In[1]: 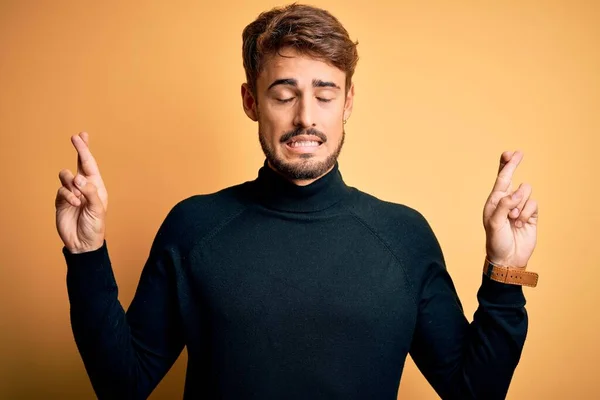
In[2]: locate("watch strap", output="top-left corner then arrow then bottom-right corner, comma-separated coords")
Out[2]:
483,259 -> 539,288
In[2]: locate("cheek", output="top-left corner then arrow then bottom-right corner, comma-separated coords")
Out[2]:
257,120 -> 282,146
321,108 -> 344,128
319,102 -> 344,122
259,108 -> 290,136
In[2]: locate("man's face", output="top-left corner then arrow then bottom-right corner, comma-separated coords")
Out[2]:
242,47 -> 354,184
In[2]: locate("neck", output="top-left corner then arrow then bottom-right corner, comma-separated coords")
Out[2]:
252,159 -> 350,213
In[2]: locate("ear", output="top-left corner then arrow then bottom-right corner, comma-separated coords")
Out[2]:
343,83 -> 355,122
241,83 -> 258,122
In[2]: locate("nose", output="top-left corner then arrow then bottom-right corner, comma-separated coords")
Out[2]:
293,95 -> 316,128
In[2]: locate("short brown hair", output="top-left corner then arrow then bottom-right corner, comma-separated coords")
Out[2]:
242,3 -> 359,96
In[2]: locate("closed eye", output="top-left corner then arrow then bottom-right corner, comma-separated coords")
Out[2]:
277,97 -> 333,103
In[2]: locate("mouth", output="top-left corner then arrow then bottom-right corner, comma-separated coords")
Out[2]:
284,135 -> 324,153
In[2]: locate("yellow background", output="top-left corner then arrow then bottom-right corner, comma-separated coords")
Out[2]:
1,0 -> 598,398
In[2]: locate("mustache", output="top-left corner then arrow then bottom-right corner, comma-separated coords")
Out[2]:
280,126 -> 327,143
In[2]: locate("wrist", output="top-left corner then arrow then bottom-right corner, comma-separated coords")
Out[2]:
483,257 -> 539,287
66,240 -> 105,254
485,256 -> 527,269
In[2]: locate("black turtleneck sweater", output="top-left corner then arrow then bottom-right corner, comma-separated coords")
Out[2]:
64,162 -> 528,400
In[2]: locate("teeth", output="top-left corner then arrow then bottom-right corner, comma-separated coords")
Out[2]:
289,141 -> 320,147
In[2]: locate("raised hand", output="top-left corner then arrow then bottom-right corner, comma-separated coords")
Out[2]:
55,132 -> 109,254
482,151 -> 538,268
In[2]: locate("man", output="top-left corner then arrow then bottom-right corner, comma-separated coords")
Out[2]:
55,3 -> 539,399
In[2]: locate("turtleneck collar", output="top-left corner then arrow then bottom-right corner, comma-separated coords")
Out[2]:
250,160 -> 351,213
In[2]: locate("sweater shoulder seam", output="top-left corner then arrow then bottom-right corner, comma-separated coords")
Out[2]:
345,207 -> 418,308
186,204 -> 249,255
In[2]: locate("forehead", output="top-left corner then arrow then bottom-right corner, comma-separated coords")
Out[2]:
257,48 -> 345,89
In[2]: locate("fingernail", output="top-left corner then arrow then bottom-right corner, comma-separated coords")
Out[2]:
512,191 -> 522,200
74,176 -> 86,187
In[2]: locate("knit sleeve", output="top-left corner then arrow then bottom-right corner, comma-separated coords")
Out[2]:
64,205 -> 186,400
408,216 -> 528,400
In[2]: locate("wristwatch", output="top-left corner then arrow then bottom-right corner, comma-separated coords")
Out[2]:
483,258 -> 539,288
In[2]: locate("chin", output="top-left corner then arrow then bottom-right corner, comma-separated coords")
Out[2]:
259,131 -> 344,181
272,154 -> 336,180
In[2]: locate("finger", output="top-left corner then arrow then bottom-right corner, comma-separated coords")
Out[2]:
515,198 -> 538,228
58,168 -> 82,197
71,133 -> 100,176
492,150 -> 523,193
487,190 -> 524,231
56,186 -> 82,208
508,182 -> 532,219
76,132 -> 90,173
73,174 -> 105,214
80,131 -> 89,145
497,151 -> 515,174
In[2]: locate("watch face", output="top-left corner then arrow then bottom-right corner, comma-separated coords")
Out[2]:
486,263 -> 494,277
484,260 -> 495,278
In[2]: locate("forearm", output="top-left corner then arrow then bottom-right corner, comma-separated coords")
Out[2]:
64,242 -> 168,400
410,269 -> 527,400
456,276 -> 527,399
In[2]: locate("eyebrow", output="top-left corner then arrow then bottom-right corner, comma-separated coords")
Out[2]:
267,78 -> 341,91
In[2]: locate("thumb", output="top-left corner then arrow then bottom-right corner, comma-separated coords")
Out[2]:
488,190 -> 522,230
73,175 -> 105,215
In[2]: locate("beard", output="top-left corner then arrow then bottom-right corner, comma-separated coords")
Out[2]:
258,125 -> 345,181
